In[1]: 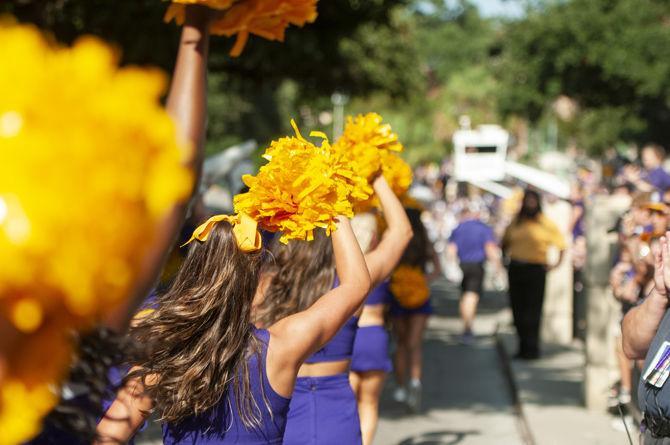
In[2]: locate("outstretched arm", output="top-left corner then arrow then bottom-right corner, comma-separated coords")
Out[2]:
364,176 -> 413,287
267,217 -> 371,392
165,5 -> 210,172
105,6 -> 212,331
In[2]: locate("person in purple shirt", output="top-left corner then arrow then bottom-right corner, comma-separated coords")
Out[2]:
448,204 -> 502,344
624,144 -> 670,192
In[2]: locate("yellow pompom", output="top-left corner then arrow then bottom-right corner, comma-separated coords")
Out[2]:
10,299 -> 43,334
0,22 -> 192,443
166,0 -> 319,57
234,120 -> 355,243
0,380 -> 58,445
0,21 -> 191,325
390,265 -> 430,309
333,113 -> 409,212
380,151 -> 413,197
0,318 -> 73,444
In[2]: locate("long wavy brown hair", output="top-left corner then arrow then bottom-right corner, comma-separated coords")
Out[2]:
127,221 -> 265,427
253,229 -> 334,328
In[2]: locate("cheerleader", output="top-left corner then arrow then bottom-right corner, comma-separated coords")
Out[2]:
390,207 -> 439,412
95,213 -> 370,444
94,6 -> 372,443
254,176 -> 412,445
348,213 -> 393,445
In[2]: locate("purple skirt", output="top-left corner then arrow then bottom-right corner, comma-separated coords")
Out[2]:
283,373 -> 361,445
389,296 -> 433,316
351,326 -> 392,373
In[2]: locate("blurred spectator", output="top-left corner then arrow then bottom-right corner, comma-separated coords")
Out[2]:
502,190 -> 566,360
447,203 -> 503,344
624,144 -> 670,193
607,195 -> 663,419
571,184 -> 587,340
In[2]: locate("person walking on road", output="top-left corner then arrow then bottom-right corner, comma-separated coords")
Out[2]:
502,190 -> 566,360
448,203 -> 502,344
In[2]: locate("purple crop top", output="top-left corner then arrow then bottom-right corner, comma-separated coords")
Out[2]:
364,281 -> 391,306
304,275 -> 359,363
162,328 -> 290,444
304,316 -> 359,363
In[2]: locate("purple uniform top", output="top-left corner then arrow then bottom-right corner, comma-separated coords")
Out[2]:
304,275 -> 358,363
644,167 -> 670,192
364,281 -> 391,306
163,328 -> 290,444
449,219 -> 495,263
304,317 -> 358,363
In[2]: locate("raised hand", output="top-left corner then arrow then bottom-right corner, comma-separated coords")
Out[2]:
653,234 -> 670,298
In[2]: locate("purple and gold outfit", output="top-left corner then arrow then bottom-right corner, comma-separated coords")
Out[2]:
351,282 -> 393,374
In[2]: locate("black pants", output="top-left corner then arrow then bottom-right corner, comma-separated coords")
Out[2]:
460,262 -> 485,295
508,261 -> 546,357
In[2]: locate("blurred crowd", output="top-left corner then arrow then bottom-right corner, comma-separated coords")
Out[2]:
408,143 -> 670,427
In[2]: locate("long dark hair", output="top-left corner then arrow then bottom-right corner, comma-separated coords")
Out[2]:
515,189 -> 542,223
253,229 -> 334,328
400,207 -> 431,270
128,221 -> 264,427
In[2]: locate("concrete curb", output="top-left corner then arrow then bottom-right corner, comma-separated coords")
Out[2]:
494,323 -> 537,445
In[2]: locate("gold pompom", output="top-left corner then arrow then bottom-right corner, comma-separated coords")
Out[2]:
390,266 -> 430,309
234,120 -> 355,243
0,22 -> 191,443
333,113 -> 411,211
166,0 -> 318,57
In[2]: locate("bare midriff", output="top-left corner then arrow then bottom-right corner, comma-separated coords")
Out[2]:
298,359 -> 350,377
357,303 -> 386,327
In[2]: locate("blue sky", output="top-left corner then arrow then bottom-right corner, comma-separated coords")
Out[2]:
441,0 -> 525,18
472,0 -> 525,17
418,1 -> 526,18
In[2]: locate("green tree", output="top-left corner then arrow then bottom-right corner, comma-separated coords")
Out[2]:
3,0 -> 421,153
497,0 -> 670,153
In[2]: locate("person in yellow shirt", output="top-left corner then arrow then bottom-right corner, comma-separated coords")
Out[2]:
502,189 -> 566,359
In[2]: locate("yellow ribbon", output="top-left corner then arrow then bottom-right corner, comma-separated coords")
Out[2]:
182,213 -> 262,252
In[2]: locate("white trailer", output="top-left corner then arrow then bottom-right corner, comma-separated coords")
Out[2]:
452,124 -> 570,199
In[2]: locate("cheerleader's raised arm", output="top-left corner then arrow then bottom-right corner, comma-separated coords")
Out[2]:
95,6 -> 216,441
364,175 -> 413,287
106,5 -> 213,330
264,217 -> 372,396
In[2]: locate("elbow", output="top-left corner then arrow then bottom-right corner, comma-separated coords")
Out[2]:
399,226 -> 414,249
358,269 -> 372,298
350,269 -> 372,302
622,338 -> 643,360
341,266 -> 372,299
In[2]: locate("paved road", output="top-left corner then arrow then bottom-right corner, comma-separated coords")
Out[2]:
374,280 -> 524,445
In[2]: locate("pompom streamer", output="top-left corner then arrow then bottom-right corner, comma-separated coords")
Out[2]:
0,22 -> 191,443
234,120 -> 357,243
165,0 -> 318,57
333,113 -> 412,211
